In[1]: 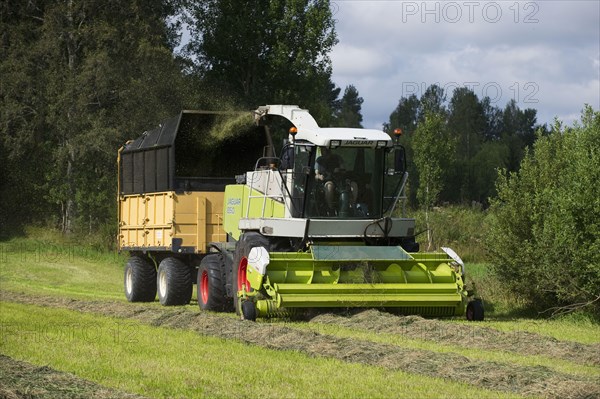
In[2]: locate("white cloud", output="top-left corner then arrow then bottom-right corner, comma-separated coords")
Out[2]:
330,0 -> 600,128
331,44 -> 391,76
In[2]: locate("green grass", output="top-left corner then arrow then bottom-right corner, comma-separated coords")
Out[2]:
465,262 -> 489,280
465,262 -> 537,317
0,302 -> 519,399
1,231 -> 598,398
0,233 -> 127,301
462,264 -> 600,343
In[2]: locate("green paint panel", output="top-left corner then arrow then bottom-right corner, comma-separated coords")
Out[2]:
251,246 -> 467,317
223,184 -> 285,240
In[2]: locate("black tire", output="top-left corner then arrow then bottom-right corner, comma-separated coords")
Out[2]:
157,257 -> 193,306
232,232 -> 270,316
466,299 -> 484,321
124,255 -> 156,302
198,254 -> 230,311
241,300 -> 257,321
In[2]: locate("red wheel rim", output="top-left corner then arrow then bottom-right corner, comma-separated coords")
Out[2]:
238,257 -> 250,292
200,270 -> 209,304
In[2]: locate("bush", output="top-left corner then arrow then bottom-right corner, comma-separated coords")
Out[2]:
486,106 -> 600,316
413,205 -> 488,263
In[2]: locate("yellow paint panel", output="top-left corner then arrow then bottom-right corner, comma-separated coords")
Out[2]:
118,191 -> 226,253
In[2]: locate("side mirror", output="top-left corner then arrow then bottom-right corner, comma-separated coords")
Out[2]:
394,146 -> 406,174
280,143 -> 294,170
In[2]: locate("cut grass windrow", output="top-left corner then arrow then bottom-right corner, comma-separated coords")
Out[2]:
2,292 -> 599,399
450,317 -> 600,345
0,355 -> 147,399
308,310 -> 600,367
1,302 -> 517,399
287,320 -> 600,379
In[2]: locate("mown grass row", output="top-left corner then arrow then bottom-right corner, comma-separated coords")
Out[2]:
283,319 -> 599,378
0,302 -> 518,399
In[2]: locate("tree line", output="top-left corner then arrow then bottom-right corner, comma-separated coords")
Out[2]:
0,0 -> 354,237
0,0 -> 569,236
384,85 -> 547,209
487,106 -> 600,315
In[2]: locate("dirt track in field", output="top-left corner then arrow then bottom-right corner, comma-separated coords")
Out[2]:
3,292 -> 600,399
0,354 -> 146,399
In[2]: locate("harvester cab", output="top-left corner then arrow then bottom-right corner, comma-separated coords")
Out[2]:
224,105 -> 414,243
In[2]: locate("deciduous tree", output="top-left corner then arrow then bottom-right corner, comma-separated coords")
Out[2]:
412,111 -> 454,249
185,0 -> 338,123
1,0 -> 186,235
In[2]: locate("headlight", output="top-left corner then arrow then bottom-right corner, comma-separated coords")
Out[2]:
329,140 -> 341,148
376,140 -> 388,148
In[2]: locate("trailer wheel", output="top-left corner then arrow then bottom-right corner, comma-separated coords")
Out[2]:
157,257 -> 193,306
198,254 -> 229,311
124,256 -> 156,302
466,299 -> 484,321
232,232 -> 270,315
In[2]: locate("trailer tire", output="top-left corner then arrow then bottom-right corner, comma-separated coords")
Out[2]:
232,232 -> 270,316
124,256 -> 156,302
466,299 -> 484,321
198,254 -> 229,311
157,257 -> 193,306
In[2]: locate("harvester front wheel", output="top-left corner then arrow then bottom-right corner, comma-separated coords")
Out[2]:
232,232 -> 270,316
241,301 -> 257,321
157,257 -> 193,306
124,255 -> 156,302
198,254 -> 229,311
466,299 -> 484,321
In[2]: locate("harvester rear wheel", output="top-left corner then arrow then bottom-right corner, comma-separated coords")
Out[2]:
124,255 -> 156,302
232,232 -> 270,316
198,254 -> 229,311
466,299 -> 484,321
157,257 -> 193,306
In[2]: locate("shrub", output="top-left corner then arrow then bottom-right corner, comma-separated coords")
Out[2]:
486,106 -> 600,316
413,205 -> 488,263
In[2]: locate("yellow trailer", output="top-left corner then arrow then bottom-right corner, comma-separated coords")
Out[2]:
117,110 -> 257,307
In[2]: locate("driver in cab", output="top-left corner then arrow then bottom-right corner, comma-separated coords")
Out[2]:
315,147 -> 343,181
315,147 -> 357,210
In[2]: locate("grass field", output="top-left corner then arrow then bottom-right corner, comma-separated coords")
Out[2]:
1,233 -> 599,398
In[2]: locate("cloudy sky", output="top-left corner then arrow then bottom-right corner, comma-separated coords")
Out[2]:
329,1 -> 600,129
